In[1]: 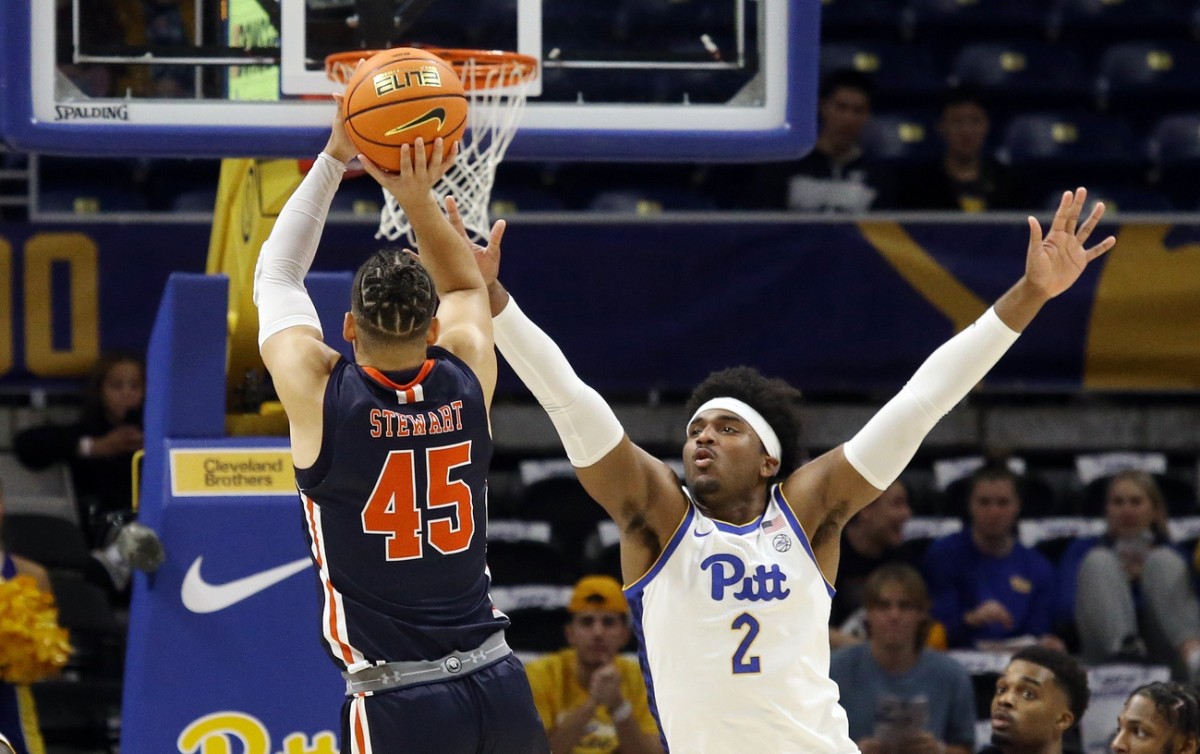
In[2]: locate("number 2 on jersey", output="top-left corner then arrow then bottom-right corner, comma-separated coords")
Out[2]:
361,442 -> 474,560
731,613 -> 762,674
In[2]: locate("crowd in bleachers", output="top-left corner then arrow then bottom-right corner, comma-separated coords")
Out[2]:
19,0 -> 1200,217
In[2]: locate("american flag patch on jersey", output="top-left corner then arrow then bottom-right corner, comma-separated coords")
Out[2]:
762,513 -> 785,534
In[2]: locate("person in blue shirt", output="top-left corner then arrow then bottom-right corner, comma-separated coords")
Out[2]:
831,563 -> 976,754
923,464 -> 1063,649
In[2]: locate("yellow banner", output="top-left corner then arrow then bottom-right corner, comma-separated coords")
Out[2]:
170,449 -> 296,497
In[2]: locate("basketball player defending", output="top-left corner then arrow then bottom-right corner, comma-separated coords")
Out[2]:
468,188 -> 1114,753
255,103 -> 549,754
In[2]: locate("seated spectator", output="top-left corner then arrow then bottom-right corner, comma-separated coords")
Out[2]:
897,86 -> 1026,211
751,68 -> 893,212
830,563 -> 976,754
923,464 -> 1063,650
524,575 -> 662,754
831,480 -> 918,648
1111,681 -> 1200,754
15,352 -> 143,533
981,646 -> 1089,754
13,352 -> 162,593
1058,470 -> 1200,681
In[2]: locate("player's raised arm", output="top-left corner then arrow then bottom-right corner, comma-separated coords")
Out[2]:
458,204 -> 687,547
358,139 -> 497,402
255,97 -> 355,461
787,188 -> 1116,554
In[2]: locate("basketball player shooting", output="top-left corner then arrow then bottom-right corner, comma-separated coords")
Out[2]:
254,102 -> 549,754
468,188 -> 1115,752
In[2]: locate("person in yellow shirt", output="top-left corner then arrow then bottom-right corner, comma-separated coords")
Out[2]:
524,576 -> 663,754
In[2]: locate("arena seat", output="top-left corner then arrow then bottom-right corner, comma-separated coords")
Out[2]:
820,0 -> 908,39
951,42 -> 1090,109
907,0 -> 1051,40
820,40 -> 944,107
1097,41 -> 1200,114
2,513 -> 92,572
861,111 -> 941,166
1053,0 -> 1194,41
1146,114 -> 1200,209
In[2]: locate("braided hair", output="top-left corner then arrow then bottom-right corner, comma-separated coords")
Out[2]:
685,366 -> 805,479
351,249 -> 437,343
1128,682 -> 1200,744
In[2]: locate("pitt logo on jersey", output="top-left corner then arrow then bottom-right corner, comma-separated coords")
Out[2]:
701,554 -> 791,602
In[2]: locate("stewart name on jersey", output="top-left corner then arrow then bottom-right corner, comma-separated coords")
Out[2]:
293,346 -> 506,672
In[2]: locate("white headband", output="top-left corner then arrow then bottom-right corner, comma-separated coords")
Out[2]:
688,397 -> 782,462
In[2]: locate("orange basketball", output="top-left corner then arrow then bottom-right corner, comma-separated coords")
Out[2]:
342,48 -> 468,172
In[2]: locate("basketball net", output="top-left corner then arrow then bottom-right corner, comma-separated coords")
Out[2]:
327,49 -> 537,244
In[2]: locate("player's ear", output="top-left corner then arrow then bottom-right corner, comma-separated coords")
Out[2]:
761,454 -> 780,479
1055,709 -> 1074,734
343,312 -> 356,343
425,317 -> 440,345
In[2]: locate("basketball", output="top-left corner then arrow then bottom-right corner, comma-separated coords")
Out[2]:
342,48 -> 468,172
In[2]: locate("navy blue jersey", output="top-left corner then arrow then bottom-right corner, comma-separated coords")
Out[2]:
294,346 -> 505,670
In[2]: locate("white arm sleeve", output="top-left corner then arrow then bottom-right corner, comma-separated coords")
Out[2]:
254,152 -> 346,348
492,297 -> 625,467
843,307 -> 1020,490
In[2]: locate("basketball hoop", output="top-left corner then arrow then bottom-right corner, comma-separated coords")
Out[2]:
325,48 -> 538,244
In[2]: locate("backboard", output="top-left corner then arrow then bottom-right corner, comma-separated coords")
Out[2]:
0,0 -> 818,162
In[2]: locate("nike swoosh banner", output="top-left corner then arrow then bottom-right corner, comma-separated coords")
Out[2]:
122,435 -> 344,751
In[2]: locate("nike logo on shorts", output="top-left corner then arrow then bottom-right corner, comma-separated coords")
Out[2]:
180,556 -> 312,614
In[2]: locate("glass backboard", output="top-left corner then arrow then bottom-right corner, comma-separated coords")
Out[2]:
0,0 -> 817,161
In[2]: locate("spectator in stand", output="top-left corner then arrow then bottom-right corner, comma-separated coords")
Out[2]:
830,563 -> 976,754
1058,470 -> 1200,681
751,68 -> 893,212
13,352 -> 162,593
981,646 -> 1090,754
898,86 -> 1026,212
923,464 -> 1063,650
524,576 -> 662,754
831,480 -> 919,648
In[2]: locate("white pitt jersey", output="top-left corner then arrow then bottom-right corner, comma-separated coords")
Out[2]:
625,484 -> 857,754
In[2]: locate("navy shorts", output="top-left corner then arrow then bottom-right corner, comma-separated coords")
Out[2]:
340,654 -> 549,754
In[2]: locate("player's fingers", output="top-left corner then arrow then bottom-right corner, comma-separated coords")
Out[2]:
399,143 -> 414,179
1027,215 -> 1043,249
1085,236 -> 1116,262
415,137 -> 429,177
444,196 -> 469,238
357,153 -> 387,182
1049,191 -> 1072,234
1076,201 -> 1105,245
489,218 -> 507,249
1064,187 -> 1086,236
427,137 -> 444,175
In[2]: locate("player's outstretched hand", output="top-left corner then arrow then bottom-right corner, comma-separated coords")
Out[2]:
446,195 -> 506,286
1025,187 -> 1116,299
322,93 -> 358,165
359,137 -> 457,210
